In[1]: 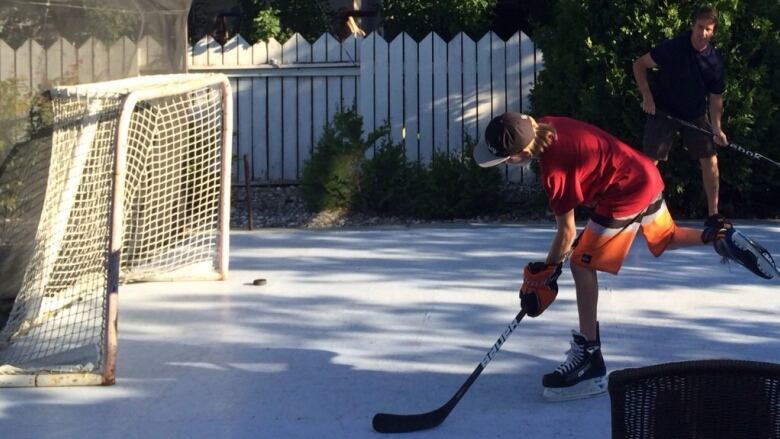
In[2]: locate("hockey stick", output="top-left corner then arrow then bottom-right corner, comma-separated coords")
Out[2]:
657,111 -> 780,169
372,310 -> 527,433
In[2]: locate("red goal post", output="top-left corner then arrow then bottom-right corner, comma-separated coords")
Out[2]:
0,74 -> 232,387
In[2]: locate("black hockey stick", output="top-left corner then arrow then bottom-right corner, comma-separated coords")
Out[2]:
372,310 -> 527,433
657,110 -> 780,169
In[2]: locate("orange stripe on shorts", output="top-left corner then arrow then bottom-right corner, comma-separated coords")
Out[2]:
639,203 -> 676,257
571,222 -> 640,274
571,199 -> 677,274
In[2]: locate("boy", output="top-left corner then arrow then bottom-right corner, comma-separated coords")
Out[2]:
474,112 -> 776,401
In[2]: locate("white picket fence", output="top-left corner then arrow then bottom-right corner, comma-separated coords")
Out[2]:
0,36 -> 164,93
0,36 -> 166,146
189,31 -> 543,184
0,32 -> 543,184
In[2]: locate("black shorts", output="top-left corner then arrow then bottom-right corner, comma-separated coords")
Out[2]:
642,114 -> 716,161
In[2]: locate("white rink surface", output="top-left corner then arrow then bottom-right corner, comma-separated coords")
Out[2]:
4,221 -> 780,439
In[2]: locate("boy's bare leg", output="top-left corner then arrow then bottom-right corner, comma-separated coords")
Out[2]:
668,226 -> 706,250
571,263 -> 599,342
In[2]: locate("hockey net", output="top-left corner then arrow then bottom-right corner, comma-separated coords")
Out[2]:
0,74 -> 232,386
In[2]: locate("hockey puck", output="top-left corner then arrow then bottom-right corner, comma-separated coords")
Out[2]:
253,278 -> 267,286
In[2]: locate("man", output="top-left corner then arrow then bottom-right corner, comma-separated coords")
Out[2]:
473,112 -> 776,401
633,5 -> 727,227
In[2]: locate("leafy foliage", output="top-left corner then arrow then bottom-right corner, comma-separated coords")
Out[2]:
531,0 -> 780,218
303,108 -> 510,220
248,8 -> 283,43
381,0 -> 495,41
0,79 -> 30,160
189,0 -> 333,44
420,144 -> 506,219
0,0 -> 142,47
238,0 -> 333,44
357,138 -> 425,216
300,107 -> 386,211
359,139 -> 506,219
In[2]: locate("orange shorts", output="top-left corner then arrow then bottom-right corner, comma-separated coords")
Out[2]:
570,195 -> 676,274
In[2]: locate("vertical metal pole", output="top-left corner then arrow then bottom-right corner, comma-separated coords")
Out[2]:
218,78 -> 232,280
104,92 -> 138,385
243,154 -> 253,231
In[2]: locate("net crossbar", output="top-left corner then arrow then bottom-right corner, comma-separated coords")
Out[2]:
0,74 -> 232,387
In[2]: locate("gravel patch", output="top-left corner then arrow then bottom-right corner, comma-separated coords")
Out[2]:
230,184 -> 551,229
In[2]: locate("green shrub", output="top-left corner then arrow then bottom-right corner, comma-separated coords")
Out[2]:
300,107 -> 387,211
359,135 -> 507,219
531,0 -> 780,218
249,8 -> 283,43
240,1 -> 332,44
358,137 -> 425,216
382,0 -> 495,41
420,143 -> 506,219
305,108 -> 527,220
0,79 -> 30,160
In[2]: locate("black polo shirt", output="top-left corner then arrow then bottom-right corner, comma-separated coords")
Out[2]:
649,31 -> 725,120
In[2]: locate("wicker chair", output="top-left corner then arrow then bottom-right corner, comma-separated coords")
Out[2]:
608,359 -> 780,439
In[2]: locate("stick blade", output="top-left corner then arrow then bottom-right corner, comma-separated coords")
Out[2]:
372,405 -> 451,433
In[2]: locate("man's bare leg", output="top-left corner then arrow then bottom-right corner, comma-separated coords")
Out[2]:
700,155 -> 720,216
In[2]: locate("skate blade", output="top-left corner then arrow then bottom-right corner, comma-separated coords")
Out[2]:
543,376 -> 608,402
732,231 -> 778,279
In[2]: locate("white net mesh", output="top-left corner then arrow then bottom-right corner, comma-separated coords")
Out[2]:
0,74 -> 230,385
121,81 -> 226,281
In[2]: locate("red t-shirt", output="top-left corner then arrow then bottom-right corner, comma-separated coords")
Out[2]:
537,116 -> 664,218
